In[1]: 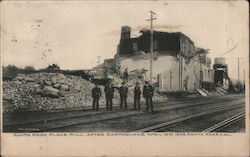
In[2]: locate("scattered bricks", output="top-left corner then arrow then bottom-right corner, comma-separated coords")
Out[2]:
44,80 -> 52,86
38,79 -> 45,85
53,84 -> 61,89
42,86 -> 60,98
35,87 -> 43,95
51,76 -> 57,85
60,84 -> 70,91
33,83 -> 40,88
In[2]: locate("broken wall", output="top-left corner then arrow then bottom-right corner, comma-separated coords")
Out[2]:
120,54 -> 178,82
158,56 -> 214,92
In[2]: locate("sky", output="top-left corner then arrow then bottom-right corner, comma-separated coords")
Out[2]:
1,1 -> 249,80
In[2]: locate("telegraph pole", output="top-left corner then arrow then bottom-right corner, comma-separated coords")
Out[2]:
243,68 -> 245,89
237,58 -> 240,83
146,10 -> 156,84
236,57 -> 244,84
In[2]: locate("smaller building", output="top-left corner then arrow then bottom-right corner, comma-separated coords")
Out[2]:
213,57 -> 230,90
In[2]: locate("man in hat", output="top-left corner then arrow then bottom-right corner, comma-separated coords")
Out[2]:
134,82 -> 141,110
91,83 -> 101,111
143,81 -> 154,112
119,82 -> 128,109
104,81 -> 114,110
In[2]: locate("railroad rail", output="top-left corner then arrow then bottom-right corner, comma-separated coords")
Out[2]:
202,111 -> 245,132
31,102 -> 245,132
4,96 -> 243,127
4,97 -> 244,132
133,103 -> 244,132
3,94 -> 245,132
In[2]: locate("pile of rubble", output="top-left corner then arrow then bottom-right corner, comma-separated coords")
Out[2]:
3,73 -> 95,112
195,87 -> 229,97
3,73 -> 167,113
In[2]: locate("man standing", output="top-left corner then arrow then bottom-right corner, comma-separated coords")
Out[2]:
91,83 -> 101,111
119,82 -> 128,109
134,82 -> 141,110
143,81 -> 154,112
123,68 -> 128,82
104,81 -> 114,110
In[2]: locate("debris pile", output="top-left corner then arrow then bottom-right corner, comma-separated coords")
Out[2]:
3,73 -> 167,113
3,73 -> 95,112
195,87 -> 229,97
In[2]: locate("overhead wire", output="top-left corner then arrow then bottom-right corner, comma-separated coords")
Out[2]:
219,43 -> 238,57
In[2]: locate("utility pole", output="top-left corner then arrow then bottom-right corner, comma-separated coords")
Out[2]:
146,10 -> 156,84
237,58 -> 240,84
243,68 -> 245,90
236,57 -> 245,83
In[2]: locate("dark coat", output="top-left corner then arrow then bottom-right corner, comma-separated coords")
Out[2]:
119,86 -> 128,98
134,86 -> 141,98
143,85 -> 154,98
92,87 -> 101,98
104,85 -> 114,98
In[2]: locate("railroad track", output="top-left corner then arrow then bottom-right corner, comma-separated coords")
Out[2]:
4,99 -> 242,131
202,111 -> 245,132
4,97 -> 244,132
4,93 -> 243,119
133,103 -> 244,132
4,95 -> 243,127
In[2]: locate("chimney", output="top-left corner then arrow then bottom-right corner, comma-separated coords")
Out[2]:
120,26 -> 131,40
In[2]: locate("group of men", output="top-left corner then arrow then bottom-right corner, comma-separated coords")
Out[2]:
91,80 -> 154,112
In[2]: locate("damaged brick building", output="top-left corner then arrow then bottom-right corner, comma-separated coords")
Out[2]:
116,26 -> 214,92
